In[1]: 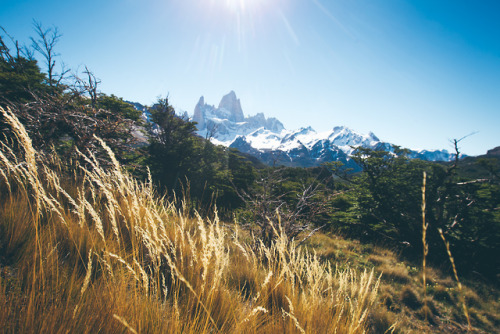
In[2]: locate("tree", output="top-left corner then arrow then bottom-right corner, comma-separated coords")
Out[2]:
347,147 -> 430,247
235,167 -> 331,247
147,97 -> 198,192
0,31 -> 48,105
97,94 -> 142,121
30,20 -> 68,89
329,145 -> 500,279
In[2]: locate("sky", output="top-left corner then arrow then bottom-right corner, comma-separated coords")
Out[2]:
1,0 -> 499,156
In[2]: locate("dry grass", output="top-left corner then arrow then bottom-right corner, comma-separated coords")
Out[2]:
301,182 -> 499,333
0,107 -> 380,333
378,263 -> 411,284
2,106 -> 497,333
438,228 -> 472,330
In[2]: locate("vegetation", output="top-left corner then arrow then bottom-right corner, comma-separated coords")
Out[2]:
328,147 -> 500,280
1,24 -> 499,333
0,107 -> 379,333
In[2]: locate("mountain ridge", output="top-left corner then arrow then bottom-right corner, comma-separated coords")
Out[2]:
188,92 -> 457,167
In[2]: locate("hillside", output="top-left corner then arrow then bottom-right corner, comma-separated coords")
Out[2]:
0,107 -> 379,333
0,108 -> 498,333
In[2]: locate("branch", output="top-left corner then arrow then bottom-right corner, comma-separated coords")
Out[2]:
296,224 -> 327,248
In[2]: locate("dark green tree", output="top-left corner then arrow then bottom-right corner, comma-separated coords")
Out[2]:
329,146 -> 500,279
97,94 -> 142,121
0,33 -> 48,105
147,97 -> 198,192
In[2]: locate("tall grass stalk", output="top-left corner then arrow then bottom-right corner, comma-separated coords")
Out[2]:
438,228 -> 471,330
421,171 -> 428,320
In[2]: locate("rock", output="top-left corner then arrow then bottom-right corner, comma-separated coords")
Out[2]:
218,91 -> 244,122
193,96 -> 206,129
486,146 -> 500,156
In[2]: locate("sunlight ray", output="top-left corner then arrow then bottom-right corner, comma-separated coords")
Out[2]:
279,10 -> 300,46
310,0 -> 355,38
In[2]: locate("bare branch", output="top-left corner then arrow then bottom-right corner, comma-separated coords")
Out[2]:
233,167 -> 331,247
72,66 -> 101,107
30,20 -> 64,87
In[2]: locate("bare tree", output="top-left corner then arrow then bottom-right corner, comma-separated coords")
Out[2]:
0,26 -> 20,61
234,168 -> 330,247
30,21 -> 69,87
205,122 -> 219,141
72,66 -> 101,108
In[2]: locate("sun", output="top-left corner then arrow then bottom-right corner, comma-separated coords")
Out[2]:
213,0 -> 271,14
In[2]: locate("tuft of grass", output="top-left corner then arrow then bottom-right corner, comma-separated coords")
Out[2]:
379,263 -> 411,284
400,286 -> 422,310
367,254 -> 390,266
432,285 -> 453,303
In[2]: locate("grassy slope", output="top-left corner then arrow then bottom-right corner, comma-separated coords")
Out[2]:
0,107 -> 378,333
303,232 -> 499,333
0,106 -> 498,333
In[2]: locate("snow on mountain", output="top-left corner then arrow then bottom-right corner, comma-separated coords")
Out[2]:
193,91 -> 284,142
189,91 -> 456,167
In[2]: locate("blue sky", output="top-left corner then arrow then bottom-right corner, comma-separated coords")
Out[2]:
1,0 -> 499,155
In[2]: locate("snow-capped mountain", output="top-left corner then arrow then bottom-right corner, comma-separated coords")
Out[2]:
189,91 -> 456,167
229,126 -> 383,168
193,91 -> 284,143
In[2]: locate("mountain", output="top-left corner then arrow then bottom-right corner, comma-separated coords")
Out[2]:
189,92 -> 457,168
487,146 -> 500,157
126,93 -> 461,168
227,126 -> 458,169
442,146 -> 500,180
192,91 -> 284,143
130,93 -> 458,167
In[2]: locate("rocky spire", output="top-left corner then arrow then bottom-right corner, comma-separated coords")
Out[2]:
218,91 -> 244,122
193,96 -> 206,129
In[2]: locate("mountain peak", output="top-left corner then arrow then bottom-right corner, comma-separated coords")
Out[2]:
193,96 -> 208,129
218,91 -> 244,122
192,91 -> 284,143
368,131 -> 380,142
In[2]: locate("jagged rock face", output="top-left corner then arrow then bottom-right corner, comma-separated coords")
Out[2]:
193,96 -> 206,129
246,113 -> 284,133
192,91 -> 284,142
130,96 -> 456,167
218,91 -> 244,122
228,125 -> 457,168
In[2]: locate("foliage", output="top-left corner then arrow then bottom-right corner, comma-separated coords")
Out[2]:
146,97 -> 258,214
0,34 -> 49,104
328,146 -> 500,280
96,94 -> 142,121
1,27 -> 141,166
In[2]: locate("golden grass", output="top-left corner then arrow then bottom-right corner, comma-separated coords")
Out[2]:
421,171 -> 428,321
0,107 -> 380,333
438,228 -> 471,330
